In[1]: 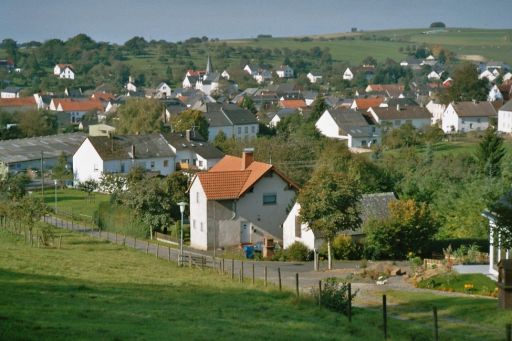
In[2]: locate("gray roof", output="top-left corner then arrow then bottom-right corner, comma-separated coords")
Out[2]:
452,101 -> 497,117
372,106 -> 432,120
499,99 -> 512,113
163,132 -> 224,159
87,134 -> 175,161
204,103 -> 257,127
1,86 -> 22,93
0,132 -> 86,164
328,109 -> 370,128
340,192 -> 397,235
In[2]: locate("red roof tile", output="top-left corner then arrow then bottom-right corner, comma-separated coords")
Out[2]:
279,99 -> 306,109
197,154 -> 298,200
0,97 -> 36,107
57,99 -> 104,112
353,97 -> 384,110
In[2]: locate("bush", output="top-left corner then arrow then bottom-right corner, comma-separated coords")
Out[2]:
425,239 -> 488,258
332,235 -> 364,260
313,278 -> 356,314
284,242 -> 312,261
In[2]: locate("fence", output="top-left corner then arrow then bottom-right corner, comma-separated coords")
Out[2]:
2,213 -> 510,340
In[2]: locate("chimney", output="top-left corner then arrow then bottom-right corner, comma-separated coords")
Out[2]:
185,129 -> 191,142
130,145 -> 135,159
242,148 -> 254,170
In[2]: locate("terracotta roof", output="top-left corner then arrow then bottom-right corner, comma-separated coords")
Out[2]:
452,101 -> 497,117
57,63 -> 74,70
279,99 -> 307,109
353,97 -> 384,110
58,99 -> 104,112
91,92 -> 115,102
0,96 -> 36,107
197,154 -> 298,200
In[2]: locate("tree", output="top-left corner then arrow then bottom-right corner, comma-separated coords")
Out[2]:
430,22 -> 446,28
0,173 -> 30,200
99,173 -> 126,204
476,126 -> 506,177
17,110 -> 58,137
240,96 -> 257,114
116,98 -> 165,134
78,180 -> 98,202
52,152 -> 72,188
298,167 -> 362,269
16,196 -> 49,233
170,109 -> 209,140
308,95 -> 328,122
364,199 -> 439,259
442,63 -> 489,103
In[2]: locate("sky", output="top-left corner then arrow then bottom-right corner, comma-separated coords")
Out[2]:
1,0 -> 512,44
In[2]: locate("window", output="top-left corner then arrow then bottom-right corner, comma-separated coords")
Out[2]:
200,222 -> 203,232
196,192 -> 199,203
477,118 -> 481,123
120,163 -> 125,173
163,160 -> 169,167
263,193 -> 277,205
150,161 -> 155,168
394,120 -> 401,126
244,126 -> 248,134
198,160 -> 204,168
193,220 -> 196,229
237,127 -> 242,135
251,126 -> 255,133
361,140 -> 367,147
405,119 -> 412,125
295,215 -> 302,238
93,164 -> 98,172
469,123 -> 473,129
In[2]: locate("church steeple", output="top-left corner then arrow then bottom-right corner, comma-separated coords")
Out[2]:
206,54 -> 213,75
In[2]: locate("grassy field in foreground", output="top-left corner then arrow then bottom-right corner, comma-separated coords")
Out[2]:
1,227 -> 511,340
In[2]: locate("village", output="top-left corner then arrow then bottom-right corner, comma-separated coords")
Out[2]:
2,18 -> 512,339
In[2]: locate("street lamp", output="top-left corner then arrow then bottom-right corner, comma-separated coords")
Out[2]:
54,180 -> 58,212
177,201 -> 188,266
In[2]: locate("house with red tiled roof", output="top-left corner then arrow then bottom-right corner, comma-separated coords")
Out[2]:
350,97 -> 384,110
50,98 -> 104,124
189,148 -> 299,250
279,98 -> 307,110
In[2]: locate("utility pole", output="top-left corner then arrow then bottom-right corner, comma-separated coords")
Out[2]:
40,151 -> 44,198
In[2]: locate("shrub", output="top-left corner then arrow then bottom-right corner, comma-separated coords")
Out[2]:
284,242 -> 311,261
313,278 -> 357,314
321,235 -> 364,260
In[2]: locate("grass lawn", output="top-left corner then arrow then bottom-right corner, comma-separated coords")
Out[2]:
417,273 -> 497,296
1,226 -> 511,340
33,188 -> 110,221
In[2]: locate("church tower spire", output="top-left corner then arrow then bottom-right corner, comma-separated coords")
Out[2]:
206,54 -> 213,75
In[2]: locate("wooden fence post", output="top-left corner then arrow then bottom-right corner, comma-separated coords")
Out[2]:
146,240 -> 149,254
433,306 -> 439,341
348,283 -> 352,322
241,261 -> 244,282
222,258 -> 225,274
231,259 -> 234,280
168,246 -> 171,261
264,266 -> 268,287
156,243 -> 159,258
252,263 -> 255,285
189,255 -> 192,268
507,323 -> 511,341
383,294 -> 388,339
239,268 -> 242,283
278,268 -> 282,291
295,273 -> 299,297
318,280 -> 322,306
115,232 -> 117,244
123,234 -> 126,246
59,234 -> 62,249
134,237 -> 137,248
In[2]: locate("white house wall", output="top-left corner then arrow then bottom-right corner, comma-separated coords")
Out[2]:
315,111 -> 341,139
283,202 -> 316,250
73,138 -> 104,183
190,179 -> 209,250
498,109 -> 512,133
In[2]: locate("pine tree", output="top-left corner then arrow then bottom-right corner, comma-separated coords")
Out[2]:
476,127 -> 506,177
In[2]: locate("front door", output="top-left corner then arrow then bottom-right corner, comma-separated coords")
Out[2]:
241,222 -> 250,243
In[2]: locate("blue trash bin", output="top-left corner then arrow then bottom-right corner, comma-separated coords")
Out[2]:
243,245 -> 254,259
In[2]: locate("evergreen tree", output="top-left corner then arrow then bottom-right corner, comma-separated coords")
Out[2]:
476,126 -> 506,177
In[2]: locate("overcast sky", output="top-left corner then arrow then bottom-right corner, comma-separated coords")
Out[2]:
2,0 -> 512,43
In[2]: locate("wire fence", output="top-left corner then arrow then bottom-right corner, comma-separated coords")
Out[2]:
1,214 -> 510,340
